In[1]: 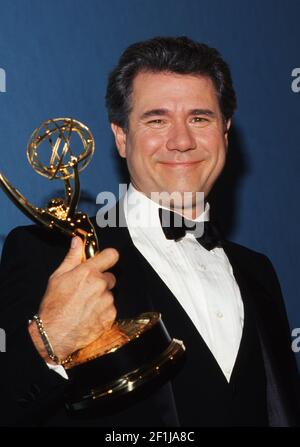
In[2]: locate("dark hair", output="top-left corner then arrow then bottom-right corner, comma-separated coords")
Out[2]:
106,36 -> 237,130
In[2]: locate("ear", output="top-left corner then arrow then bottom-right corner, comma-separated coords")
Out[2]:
224,118 -> 231,147
111,123 -> 127,158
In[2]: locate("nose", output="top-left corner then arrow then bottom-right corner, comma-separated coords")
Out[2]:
166,121 -> 196,152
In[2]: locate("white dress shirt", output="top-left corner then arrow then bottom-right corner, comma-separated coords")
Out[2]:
124,184 -> 244,382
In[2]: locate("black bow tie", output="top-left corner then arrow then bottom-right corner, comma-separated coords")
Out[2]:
158,208 -> 222,251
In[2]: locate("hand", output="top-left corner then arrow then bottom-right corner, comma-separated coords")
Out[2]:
28,236 -> 119,363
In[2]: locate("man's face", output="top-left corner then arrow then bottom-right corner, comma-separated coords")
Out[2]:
112,71 -> 231,212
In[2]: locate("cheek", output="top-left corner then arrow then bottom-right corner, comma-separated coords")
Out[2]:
199,131 -> 227,159
132,130 -> 166,156
197,130 -> 218,148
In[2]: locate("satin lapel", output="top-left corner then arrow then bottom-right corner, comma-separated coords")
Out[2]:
223,241 -> 292,426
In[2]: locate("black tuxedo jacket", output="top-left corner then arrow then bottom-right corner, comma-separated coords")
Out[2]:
0,216 -> 299,426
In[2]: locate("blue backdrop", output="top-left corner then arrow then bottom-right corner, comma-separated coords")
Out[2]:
0,0 -> 299,368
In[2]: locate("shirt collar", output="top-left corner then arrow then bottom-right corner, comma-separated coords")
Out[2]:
124,183 -> 210,233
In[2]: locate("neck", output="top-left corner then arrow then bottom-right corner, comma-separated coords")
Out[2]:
130,184 -> 206,220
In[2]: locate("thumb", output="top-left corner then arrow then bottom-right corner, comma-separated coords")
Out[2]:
55,236 -> 84,275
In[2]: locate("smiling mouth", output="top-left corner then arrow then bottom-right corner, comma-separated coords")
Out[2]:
159,161 -> 201,167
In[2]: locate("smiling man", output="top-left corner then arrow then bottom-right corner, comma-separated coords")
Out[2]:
111,72 -> 229,212
0,36 -> 299,427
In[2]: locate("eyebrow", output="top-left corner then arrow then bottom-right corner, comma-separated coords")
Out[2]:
140,108 -> 216,119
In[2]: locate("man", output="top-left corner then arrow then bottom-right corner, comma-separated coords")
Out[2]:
0,36 -> 299,426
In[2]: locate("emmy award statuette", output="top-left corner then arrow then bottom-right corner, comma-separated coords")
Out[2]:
0,118 -> 185,413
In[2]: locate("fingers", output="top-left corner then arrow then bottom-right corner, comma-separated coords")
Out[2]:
97,291 -> 117,330
54,236 -> 119,280
55,236 -> 84,275
101,271 -> 117,290
85,248 -> 119,273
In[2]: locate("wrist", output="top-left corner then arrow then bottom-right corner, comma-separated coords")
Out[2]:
28,320 -> 56,364
29,315 -> 73,366
32,314 -> 61,364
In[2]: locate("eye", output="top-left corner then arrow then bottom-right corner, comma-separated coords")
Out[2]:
191,117 -> 209,124
147,119 -> 165,127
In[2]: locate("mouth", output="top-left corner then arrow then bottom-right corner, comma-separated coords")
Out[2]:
158,161 -> 201,168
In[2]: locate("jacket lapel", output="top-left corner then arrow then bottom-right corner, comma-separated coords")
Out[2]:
223,241 -> 297,426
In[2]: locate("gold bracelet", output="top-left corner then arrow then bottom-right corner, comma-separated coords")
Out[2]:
33,314 -> 60,364
32,315 -> 73,366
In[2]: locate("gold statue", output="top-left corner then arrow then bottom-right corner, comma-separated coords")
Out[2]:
0,118 -> 185,412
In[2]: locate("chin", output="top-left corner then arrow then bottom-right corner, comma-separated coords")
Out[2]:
167,184 -> 204,196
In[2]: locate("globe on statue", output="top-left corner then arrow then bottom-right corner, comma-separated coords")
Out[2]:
26,117 -> 94,180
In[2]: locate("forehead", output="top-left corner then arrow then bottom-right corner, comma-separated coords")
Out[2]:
130,71 -> 219,111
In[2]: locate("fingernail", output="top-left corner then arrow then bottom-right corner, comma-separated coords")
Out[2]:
71,237 -> 77,248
